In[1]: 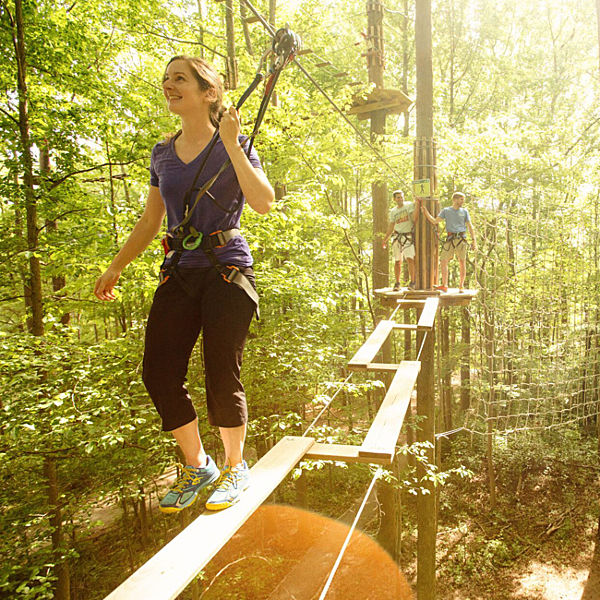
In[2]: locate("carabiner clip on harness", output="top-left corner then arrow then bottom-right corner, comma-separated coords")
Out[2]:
159,26 -> 301,320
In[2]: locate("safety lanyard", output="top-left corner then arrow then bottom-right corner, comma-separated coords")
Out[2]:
171,26 -> 301,239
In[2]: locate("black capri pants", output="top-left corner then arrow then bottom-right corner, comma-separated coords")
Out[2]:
142,266 -> 256,431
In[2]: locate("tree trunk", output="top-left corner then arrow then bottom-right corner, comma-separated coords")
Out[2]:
41,145 -> 70,326
401,0 -> 411,136
485,306 -> 497,509
44,457 -> 70,600
269,0 -> 278,106
196,0 -> 206,59
582,515 -> 600,599
376,459 -> 400,561
240,2 -> 254,56
225,0 -> 238,89
367,0 -> 389,292
595,0 -> 600,78
14,0 -> 44,335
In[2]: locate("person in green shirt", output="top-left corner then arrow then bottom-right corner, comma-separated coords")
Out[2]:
382,189 -> 420,291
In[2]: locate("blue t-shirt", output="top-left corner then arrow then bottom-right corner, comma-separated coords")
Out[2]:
438,206 -> 470,233
150,134 -> 263,268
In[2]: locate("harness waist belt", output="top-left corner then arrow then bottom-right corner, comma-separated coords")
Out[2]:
200,228 -> 241,250
393,231 -> 414,244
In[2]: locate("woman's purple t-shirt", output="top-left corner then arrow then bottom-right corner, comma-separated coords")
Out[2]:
149,134 -> 262,268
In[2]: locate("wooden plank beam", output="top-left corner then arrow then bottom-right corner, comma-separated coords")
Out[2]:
359,361 -> 421,461
347,362 -> 402,372
104,436 -> 315,600
417,297 -> 439,331
393,323 -> 418,331
396,298 -> 426,305
305,442 -> 392,465
347,320 -> 395,368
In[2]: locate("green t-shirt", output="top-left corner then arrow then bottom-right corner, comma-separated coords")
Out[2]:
390,202 -> 414,234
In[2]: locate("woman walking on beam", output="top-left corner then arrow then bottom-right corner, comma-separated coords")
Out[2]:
94,56 -> 274,512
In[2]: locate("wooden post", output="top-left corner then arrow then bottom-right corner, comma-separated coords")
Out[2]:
460,306 -> 471,410
367,0 -> 389,292
414,0 -> 438,292
440,310 -> 451,458
415,1 -> 437,597
416,315 -> 436,600
414,138 -> 438,290
225,0 -> 238,89
441,311 -> 451,427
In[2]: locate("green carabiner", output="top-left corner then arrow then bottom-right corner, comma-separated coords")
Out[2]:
183,227 -> 203,250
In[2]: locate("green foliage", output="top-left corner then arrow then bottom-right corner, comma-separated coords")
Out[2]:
2,0 -> 600,595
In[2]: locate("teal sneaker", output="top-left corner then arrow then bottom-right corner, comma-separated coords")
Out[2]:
205,461 -> 250,511
159,457 -> 220,514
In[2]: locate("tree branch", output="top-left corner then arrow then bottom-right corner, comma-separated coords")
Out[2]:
46,157 -> 145,190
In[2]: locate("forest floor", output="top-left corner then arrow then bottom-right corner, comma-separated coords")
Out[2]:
419,430 -> 600,600
76,430 -> 600,599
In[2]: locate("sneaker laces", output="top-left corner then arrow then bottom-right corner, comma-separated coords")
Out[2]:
171,465 -> 198,493
214,466 -> 244,491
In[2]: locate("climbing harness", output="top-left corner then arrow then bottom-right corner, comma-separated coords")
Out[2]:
392,230 -> 415,250
442,231 -> 468,251
159,25 -> 301,319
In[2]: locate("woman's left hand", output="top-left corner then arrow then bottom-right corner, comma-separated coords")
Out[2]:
219,106 -> 241,149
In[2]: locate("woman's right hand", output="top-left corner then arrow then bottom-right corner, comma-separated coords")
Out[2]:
94,268 -> 121,301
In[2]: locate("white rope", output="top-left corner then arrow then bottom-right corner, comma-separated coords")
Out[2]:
317,468 -> 382,600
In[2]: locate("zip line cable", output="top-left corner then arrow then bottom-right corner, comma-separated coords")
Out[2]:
238,0 -> 404,181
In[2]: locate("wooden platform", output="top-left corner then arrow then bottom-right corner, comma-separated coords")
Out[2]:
348,87 -> 413,120
104,436 -> 315,600
375,286 -> 478,308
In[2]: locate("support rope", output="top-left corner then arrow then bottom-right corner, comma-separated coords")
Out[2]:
317,468 -> 382,600
303,372 -> 355,437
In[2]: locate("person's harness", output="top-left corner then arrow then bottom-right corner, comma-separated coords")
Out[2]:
442,231 -> 468,250
158,27 -> 300,319
392,230 -> 414,248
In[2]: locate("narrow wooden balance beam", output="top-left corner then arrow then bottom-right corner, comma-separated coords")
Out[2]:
358,360 -> 421,462
343,298 -> 440,463
347,320 -> 417,372
104,436 -> 314,600
417,297 -> 439,330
